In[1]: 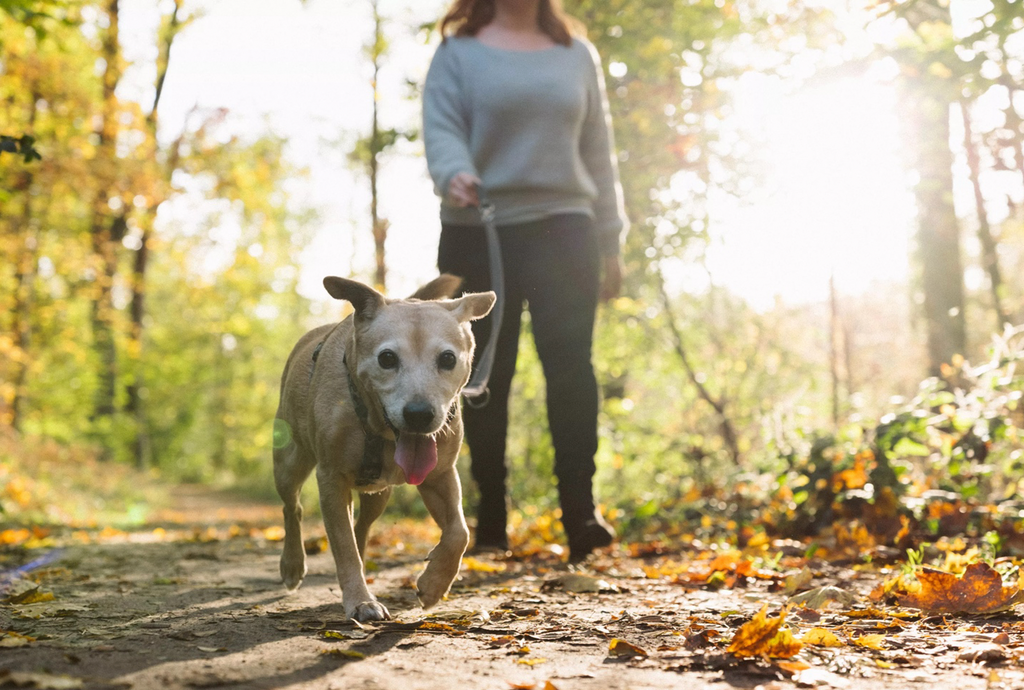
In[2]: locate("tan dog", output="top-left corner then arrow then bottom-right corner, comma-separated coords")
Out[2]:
273,274 -> 495,621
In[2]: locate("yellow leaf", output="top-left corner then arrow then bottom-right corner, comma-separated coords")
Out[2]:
18,590 -> 56,605
784,567 -> 813,595
516,657 -> 548,666
800,628 -> 842,647
262,526 -> 285,541
322,649 -> 365,659
853,634 -> 887,650
462,556 -> 506,573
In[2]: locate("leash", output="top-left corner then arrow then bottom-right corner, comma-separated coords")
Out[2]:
462,191 -> 504,409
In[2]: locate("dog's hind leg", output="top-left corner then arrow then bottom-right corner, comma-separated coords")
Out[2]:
317,465 -> 391,622
274,440 -> 315,591
354,488 -> 391,560
415,467 -> 470,608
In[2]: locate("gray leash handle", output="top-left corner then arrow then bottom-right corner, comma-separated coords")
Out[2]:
462,192 -> 504,408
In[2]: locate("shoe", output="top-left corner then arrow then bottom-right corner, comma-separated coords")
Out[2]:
473,489 -> 508,555
468,537 -> 510,557
567,514 -> 614,564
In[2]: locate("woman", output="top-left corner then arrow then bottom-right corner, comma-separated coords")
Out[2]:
423,0 -> 629,562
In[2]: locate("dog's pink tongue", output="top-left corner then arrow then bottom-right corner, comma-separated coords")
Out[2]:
394,434 -> 438,486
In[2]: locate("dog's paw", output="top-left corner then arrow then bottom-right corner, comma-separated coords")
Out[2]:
349,601 -> 391,622
415,570 -> 453,609
280,556 -> 307,591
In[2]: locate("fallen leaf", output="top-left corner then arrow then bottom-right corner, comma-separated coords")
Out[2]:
0,631 -> 35,647
321,630 -> 361,641
783,567 -> 813,595
303,535 -> 328,555
321,649 -> 366,659
851,634 -> 886,650
516,657 -> 548,666
0,671 -> 84,689
897,562 -> 1024,614
4,584 -> 55,605
426,608 -> 490,623
726,605 -> 802,659
776,660 -> 811,673
262,524 -> 286,540
419,621 -> 462,634
800,627 -> 842,647
839,607 -> 917,620
463,556 -> 506,573
957,643 -> 1006,663
788,585 -> 856,609
12,602 -> 89,619
543,574 -> 618,593
608,638 -> 648,657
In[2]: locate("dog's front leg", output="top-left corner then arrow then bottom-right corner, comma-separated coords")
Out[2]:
316,465 -> 390,621
416,467 -> 470,608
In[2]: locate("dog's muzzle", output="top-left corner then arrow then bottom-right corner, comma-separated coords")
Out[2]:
402,400 -> 435,434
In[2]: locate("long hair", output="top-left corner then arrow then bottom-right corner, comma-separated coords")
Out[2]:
439,0 -> 583,47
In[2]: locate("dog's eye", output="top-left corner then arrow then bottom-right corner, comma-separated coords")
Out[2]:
377,350 -> 399,370
437,350 -> 457,371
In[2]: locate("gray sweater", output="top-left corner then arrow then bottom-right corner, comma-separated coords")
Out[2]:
423,36 -> 629,255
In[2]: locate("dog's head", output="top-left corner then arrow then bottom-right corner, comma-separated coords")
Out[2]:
324,274 -> 495,485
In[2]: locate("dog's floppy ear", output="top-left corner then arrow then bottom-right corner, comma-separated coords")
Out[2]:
408,273 -> 463,301
441,291 -> 496,323
323,277 -> 386,319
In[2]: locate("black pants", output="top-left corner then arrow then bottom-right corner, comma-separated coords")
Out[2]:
438,213 -> 601,543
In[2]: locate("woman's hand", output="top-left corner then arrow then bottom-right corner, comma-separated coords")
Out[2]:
448,172 -> 481,207
600,255 -> 624,302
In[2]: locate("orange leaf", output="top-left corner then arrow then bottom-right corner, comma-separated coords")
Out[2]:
897,562 -> 1024,614
726,605 -> 803,659
608,638 -> 648,657
777,660 -> 811,673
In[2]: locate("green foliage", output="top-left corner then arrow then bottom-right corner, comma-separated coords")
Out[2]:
2,0 -> 1024,548
761,327 -> 1024,540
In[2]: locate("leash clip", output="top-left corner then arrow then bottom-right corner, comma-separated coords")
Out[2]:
464,389 -> 491,409
478,199 -> 496,225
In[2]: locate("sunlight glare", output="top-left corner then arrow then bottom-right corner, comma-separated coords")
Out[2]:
696,74 -> 916,309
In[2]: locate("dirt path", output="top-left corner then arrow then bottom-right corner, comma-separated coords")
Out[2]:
1,486 -> 1022,690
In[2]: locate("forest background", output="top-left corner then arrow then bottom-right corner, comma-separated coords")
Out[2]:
2,0 -> 1024,548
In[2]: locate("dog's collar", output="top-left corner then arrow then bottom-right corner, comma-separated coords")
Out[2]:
341,353 -> 389,487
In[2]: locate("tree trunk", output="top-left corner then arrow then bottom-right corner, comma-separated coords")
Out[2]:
829,274 -> 841,429
126,0 -> 182,470
896,1 -> 966,378
369,0 -> 387,291
9,92 -> 40,431
89,0 -> 124,432
900,91 -> 965,376
961,101 -> 1008,332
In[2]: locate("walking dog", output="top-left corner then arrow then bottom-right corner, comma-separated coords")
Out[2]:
273,274 -> 495,621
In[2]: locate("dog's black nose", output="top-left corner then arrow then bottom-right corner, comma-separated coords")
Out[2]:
403,401 -> 435,432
